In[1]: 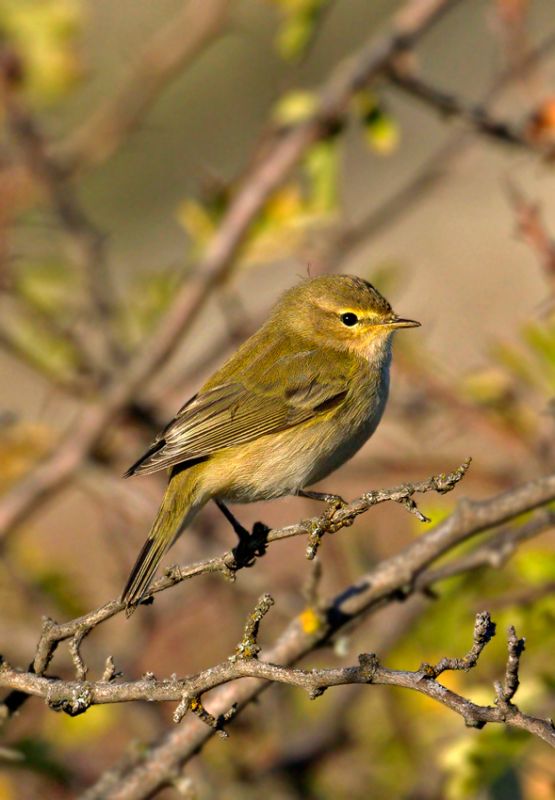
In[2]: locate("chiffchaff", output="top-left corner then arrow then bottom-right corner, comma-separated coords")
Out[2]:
122,275 -> 420,608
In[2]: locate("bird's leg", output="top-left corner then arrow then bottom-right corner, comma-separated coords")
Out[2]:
215,500 -> 250,543
214,500 -> 269,566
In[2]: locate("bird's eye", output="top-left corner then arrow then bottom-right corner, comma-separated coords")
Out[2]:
340,312 -> 358,327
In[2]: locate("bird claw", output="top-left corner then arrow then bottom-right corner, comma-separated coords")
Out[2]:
298,490 -> 347,509
232,521 -> 270,568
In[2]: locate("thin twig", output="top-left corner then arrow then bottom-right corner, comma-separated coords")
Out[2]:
1,614 -> 553,748
56,0 -> 232,174
24,461 -> 471,679
1,87 -> 122,371
388,67 -> 554,156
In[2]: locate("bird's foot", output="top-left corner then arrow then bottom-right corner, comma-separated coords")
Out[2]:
232,521 -> 270,569
215,500 -> 269,568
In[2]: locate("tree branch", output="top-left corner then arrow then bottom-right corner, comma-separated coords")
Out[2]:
2,462 -> 555,796
71,471 -> 555,799
1,85 -> 122,372
20,460 -> 471,680
55,0 -> 232,174
388,65 -> 555,156
1,609 -> 553,760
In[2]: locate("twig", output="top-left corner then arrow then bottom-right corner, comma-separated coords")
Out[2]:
320,30 -> 555,270
416,507 -> 555,588
20,461 -> 471,680
388,67 -> 554,156
1,467 -> 555,795
4,462 -> 555,728
1,87 -> 122,371
507,182 -> 555,288
74,471 -> 555,799
56,0 -> 232,174
420,610 -> 496,677
1,613 -> 553,747
231,593 -> 275,661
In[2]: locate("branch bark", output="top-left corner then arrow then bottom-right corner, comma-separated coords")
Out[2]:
2,463 -> 555,798
2,611 -> 553,749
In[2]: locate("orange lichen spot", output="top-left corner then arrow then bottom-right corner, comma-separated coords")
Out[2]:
299,606 -> 322,635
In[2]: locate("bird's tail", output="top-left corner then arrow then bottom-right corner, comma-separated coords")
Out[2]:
121,471 -> 199,612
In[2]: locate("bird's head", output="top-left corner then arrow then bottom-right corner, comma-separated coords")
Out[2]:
274,274 -> 420,361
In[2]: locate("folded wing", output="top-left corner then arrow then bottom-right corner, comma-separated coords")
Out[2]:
125,350 -> 350,477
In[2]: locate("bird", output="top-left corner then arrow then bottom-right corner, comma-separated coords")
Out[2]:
121,274 -> 420,609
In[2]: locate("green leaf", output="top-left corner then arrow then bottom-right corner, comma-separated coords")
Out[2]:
273,0 -> 329,61
303,139 -> 339,214
354,91 -> 400,155
15,259 -> 76,315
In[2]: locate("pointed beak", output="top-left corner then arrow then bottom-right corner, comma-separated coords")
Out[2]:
386,317 -> 421,329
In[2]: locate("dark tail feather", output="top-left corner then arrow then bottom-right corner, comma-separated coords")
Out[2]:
121,509 -> 176,613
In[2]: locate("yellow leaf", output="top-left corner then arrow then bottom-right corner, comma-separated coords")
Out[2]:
363,112 -> 400,155
273,90 -> 317,126
0,774 -> 16,800
0,421 -> 54,491
42,703 -> 118,747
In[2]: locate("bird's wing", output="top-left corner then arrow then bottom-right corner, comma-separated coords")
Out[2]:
125,350 -> 350,476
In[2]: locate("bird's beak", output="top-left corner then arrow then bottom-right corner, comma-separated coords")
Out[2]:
386,317 -> 421,329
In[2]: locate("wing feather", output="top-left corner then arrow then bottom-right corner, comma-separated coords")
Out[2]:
125,349 -> 351,477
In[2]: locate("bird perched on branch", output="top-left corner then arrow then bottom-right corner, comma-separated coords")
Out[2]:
122,274 -> 420,610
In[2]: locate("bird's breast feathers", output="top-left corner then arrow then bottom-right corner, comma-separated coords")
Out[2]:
204,362 -> 390,502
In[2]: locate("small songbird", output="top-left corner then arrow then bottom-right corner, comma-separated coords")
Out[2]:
122,275 -> 420,608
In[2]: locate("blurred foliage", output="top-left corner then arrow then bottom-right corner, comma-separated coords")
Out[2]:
0,0 -> 82,104
0,420 -> 53,491
441,728 -> 528,800
123,266 -> 184,344
267,0 -> 331,61
9,737 -> 70,784
14,259 -> 76,316
177,136 -> 340,266
460,317 -> 555,445
0,1 -> 554,799
354,91 -> 401,155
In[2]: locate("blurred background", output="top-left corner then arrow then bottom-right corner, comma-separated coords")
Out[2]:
1,0 -> 555,797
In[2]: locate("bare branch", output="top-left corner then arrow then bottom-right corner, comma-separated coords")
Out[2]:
14,461 -> 471,682
420,610 -> 496,677
1,613 -> 553,753
1,464 -> 554,796
56,0 -> 232,174
231,593 -> 275,661
507,182 -> 555,299
388,66 -> 555,156
73,472 -> 555,799
494,626 -> 525,709
3,463 -> 555,732
1,87 -> 122,371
